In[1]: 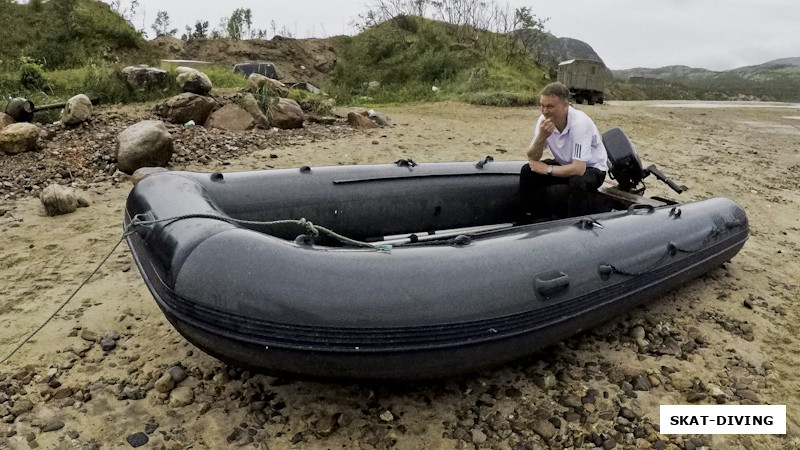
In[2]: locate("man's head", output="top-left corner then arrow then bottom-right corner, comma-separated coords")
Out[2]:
539,82 -> 570,125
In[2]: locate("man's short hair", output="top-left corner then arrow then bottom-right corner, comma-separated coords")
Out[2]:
540,82 -> 570,103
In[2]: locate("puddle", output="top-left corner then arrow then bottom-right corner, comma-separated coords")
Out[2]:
647,101 -> 800,109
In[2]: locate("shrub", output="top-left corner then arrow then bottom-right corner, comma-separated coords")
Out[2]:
288,89 -> 335,116
19,60 -> 48,91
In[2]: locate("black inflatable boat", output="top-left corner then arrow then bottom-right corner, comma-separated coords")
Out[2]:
124,129 -> 748,379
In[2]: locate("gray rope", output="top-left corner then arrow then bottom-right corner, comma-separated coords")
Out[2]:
1,235 -> 125,366
1,212 -> 391,366
608,227 -> 721,277
124,213 -> 392,252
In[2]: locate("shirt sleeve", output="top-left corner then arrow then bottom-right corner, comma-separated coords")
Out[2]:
570,119 -> 594,163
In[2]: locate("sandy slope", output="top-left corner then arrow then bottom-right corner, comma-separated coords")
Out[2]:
1,100 -> 799,449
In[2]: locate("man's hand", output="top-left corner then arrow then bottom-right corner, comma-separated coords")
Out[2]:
538,118 -> 556,139
528,160 -> 549,174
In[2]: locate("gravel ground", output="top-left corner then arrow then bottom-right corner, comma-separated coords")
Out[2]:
1,100 -> 798,449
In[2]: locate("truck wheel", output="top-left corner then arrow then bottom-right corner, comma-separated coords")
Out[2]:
573,95 -> 583,105
587,97 -> 596,105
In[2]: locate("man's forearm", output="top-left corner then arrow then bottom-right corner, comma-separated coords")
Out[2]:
526,139 -> 545,161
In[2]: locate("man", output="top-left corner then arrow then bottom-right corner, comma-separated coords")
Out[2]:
520,82 -> 608,219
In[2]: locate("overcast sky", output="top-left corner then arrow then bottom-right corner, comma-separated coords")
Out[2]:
105,0 -> 800,71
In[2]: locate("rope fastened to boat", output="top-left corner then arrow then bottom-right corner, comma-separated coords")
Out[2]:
606,226 -> 723,277
124,213 -> 393,253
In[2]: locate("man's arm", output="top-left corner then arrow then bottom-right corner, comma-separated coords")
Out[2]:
526,134 -> 546,162
529,159 -> 587,176
526,116 -> 553,162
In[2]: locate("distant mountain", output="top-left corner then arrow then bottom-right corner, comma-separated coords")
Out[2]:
612,65 -> 716,80
608,58 -> 800,102
515,29 -> 605,72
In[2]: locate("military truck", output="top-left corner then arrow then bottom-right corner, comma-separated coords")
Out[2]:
557,59 -> 607,105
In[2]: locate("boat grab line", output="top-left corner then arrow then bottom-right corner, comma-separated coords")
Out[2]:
124,212 -> 393,253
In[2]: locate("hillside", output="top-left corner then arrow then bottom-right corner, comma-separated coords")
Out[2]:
149,35 -> 342,88
0,0 -> 150,69
611,58 -> 800,102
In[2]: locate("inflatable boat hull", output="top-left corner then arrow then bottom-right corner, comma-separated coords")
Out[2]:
124,161 -> 748,379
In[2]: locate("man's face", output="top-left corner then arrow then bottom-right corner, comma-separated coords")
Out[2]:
539,95 -> 569,122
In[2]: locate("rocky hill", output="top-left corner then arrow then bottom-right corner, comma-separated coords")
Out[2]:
150,35 -> 342,87
515,29 -> 605,73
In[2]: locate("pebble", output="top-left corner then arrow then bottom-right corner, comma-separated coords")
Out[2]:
629,326 -> 646,340
619,407 -> 638,421
126,431 -> 149,448
379,410 -> 394,422
559,393 -> 583,409
169,387 -> 194,407
534,373 -> 557,390
471,428 -> 487,444
315,413 -> 338,437
41,419 -> 65,432
80,329 -> 98,342
100,337 -> 117,351
10,399 -> 34,417
531,418 -> 556,440
167,366 -> 187,384
631,375 -> 652,391
154,374 -> 175,393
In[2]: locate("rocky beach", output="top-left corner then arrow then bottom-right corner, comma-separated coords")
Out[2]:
1,100 -> 799,449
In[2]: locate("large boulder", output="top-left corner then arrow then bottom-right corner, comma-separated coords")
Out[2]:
40,184 -> 87,216
154,93 -> 218,125
176,67 -> 212,96
116,120 -> 174,174
246,74 -> 289,98
238,93 -> 269,129
268,98 -> 304,129
5,98 -> 34,122
131,167 -> 169,186
347,112 -> 377,130
205,104 -> 254,131
121,65 -> 168,92
0,122 -> 39,154
61,94 -> 93,126
233,61 -> 279,79
0,112 -> 15,131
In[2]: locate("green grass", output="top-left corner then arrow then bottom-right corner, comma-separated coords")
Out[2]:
204,66 -> 247,89
329,16 -> 550,106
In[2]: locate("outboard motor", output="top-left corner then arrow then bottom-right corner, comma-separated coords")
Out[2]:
602,127 -> 683,195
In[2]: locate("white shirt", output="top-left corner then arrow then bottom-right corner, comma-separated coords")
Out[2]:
531,106 -> 608,171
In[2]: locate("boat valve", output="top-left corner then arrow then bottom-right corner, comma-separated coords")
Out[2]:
452,235 -> 472,246
667,242 -> 678,256
475,155 -> 494,169
577,218 -> 604,230
394,158 -> 417,168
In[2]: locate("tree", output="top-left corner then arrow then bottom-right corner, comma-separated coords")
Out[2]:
151,10 -> 177,37
182,20 -> 209,40
227,7 -> 253,40
110,0 -> 141,30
